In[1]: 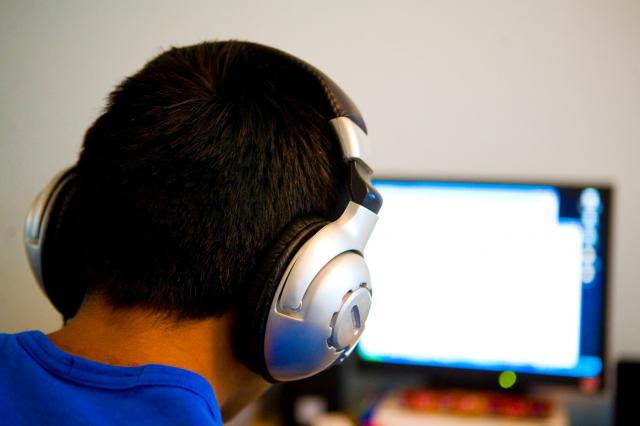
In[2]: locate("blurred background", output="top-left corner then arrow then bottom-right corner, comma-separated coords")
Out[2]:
1,1 -> 638,425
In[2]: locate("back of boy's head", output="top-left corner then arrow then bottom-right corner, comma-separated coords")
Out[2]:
76,41 -> 351,318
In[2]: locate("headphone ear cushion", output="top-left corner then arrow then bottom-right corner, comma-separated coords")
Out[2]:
40,176 -> 87,320
237,216 -> 329,382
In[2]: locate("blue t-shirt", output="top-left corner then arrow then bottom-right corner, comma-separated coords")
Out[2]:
0,331 -> 222,425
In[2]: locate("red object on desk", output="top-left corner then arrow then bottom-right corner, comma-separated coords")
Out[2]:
399,389 -> 551,419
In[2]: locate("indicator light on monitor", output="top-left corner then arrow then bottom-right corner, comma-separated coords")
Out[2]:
499,371 -> 517,389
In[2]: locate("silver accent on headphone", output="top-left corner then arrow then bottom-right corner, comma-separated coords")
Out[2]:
330,117 -> 371,167
277,201 -> 378,315
265,249 -> 372,381
263,202 -> 377,381
328,286 -> 372,349
24,169 -> 74,290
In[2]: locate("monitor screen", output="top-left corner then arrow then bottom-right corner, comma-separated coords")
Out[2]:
357,179 -> 610,387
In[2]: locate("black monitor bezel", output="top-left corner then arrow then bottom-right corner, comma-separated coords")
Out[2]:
357,176 -> 613,392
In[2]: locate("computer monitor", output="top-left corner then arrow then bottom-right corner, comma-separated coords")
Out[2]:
357,179 -> 611,390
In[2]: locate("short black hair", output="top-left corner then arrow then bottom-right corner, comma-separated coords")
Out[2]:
76,41 -> 350,318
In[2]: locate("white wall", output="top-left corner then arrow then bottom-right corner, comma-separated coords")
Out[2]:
1,0 -> 638,365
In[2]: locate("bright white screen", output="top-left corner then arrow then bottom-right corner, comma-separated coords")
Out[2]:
359,182 -> 584,371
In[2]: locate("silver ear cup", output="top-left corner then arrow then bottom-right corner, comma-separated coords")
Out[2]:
24,188 -> 50,288
24,169 -> 75,291
261,201 -> 378,381
264,251 -> 372,381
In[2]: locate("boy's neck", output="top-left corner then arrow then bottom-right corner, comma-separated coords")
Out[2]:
47,295 -> 269,420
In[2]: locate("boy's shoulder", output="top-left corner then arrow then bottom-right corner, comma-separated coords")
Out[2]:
0,331 -> 222,425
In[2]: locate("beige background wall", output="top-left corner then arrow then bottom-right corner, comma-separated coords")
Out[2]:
1,0 -> 638,367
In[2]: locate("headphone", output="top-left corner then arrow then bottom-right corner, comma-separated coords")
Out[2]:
23,43 -> 382,383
